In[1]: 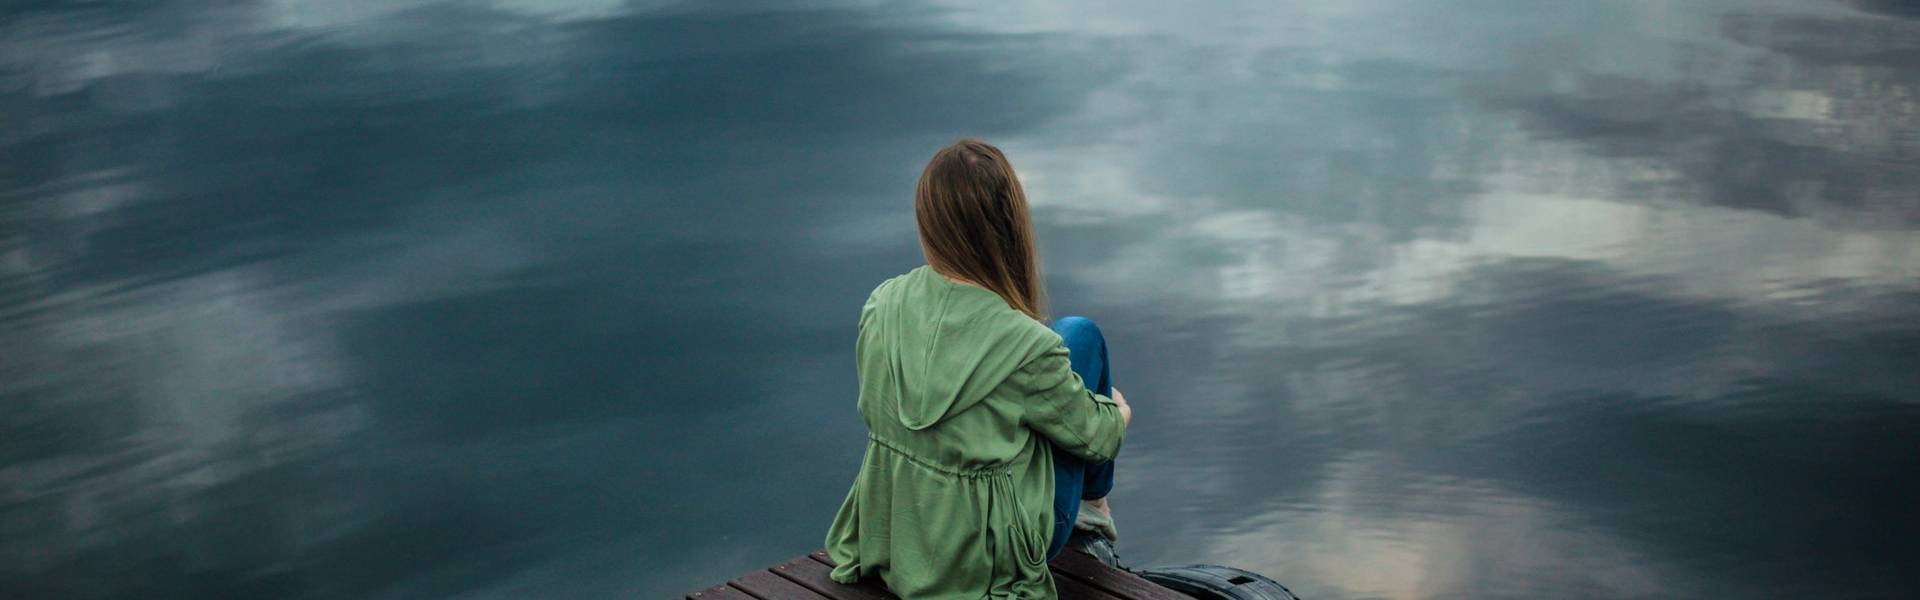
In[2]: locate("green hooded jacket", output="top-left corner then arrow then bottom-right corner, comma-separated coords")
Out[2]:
824,266 -> 1127,599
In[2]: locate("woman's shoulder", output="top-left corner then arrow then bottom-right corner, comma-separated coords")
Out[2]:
862,267 -> 925,311
861,267 -> 1056,344
974,309 -> 1065,370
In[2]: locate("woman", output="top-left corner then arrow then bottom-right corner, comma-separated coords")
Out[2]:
824,139 -> 1133,599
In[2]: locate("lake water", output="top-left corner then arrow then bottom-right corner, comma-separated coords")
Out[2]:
3,1 -> 1917,598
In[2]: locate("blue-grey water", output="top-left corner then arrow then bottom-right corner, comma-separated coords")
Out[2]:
3,1 -> 1917,598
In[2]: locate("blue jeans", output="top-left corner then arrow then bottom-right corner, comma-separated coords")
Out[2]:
1045,316 -> 1117,560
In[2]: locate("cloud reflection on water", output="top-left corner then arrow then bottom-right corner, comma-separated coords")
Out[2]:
4,2 -> 1112,597
981,1 -> 1919,597
1,0 -> 1916,598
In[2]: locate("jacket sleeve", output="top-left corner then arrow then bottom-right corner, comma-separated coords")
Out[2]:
1011,345 -> 1125,463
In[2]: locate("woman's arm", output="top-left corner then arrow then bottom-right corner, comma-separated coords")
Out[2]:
1012,346 -> 1127,463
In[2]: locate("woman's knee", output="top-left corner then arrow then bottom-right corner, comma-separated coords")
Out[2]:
1051,316 -> 1104,348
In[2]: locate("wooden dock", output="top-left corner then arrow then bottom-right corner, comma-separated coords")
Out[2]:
686,548 -> 1190,600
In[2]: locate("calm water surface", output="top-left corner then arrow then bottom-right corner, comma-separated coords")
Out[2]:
4,1 -> 1918,598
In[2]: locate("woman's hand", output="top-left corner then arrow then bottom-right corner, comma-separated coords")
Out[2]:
1111,387 -> 1133,427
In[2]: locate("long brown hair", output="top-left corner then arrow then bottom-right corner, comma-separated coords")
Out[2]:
915,139 -> 1048,320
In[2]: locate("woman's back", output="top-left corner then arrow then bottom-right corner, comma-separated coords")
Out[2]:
855,267 -> 1062,466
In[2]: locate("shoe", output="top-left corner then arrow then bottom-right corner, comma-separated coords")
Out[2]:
1068,529 -> 1123,569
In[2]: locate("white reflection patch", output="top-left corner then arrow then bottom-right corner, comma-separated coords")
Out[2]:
1196,455 -> 1685,599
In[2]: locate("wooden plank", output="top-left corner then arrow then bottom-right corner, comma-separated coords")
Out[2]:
771,555 -> 898,600
1049,549 -> 1190,600
1050,571 -> 1126,600
733,570 -> 836,600
686,583 -> 758,600
806,548 -> 1179,600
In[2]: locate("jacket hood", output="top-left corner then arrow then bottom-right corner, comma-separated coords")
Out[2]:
862,267 -> 1059,430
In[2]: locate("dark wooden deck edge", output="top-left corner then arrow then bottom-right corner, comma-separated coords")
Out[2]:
687,549 -> 1188,600
1047,549 -> 1188,600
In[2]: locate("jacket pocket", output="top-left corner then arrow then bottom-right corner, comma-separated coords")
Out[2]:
992,472 -> 1049,568
1011,512 -> 1049,568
